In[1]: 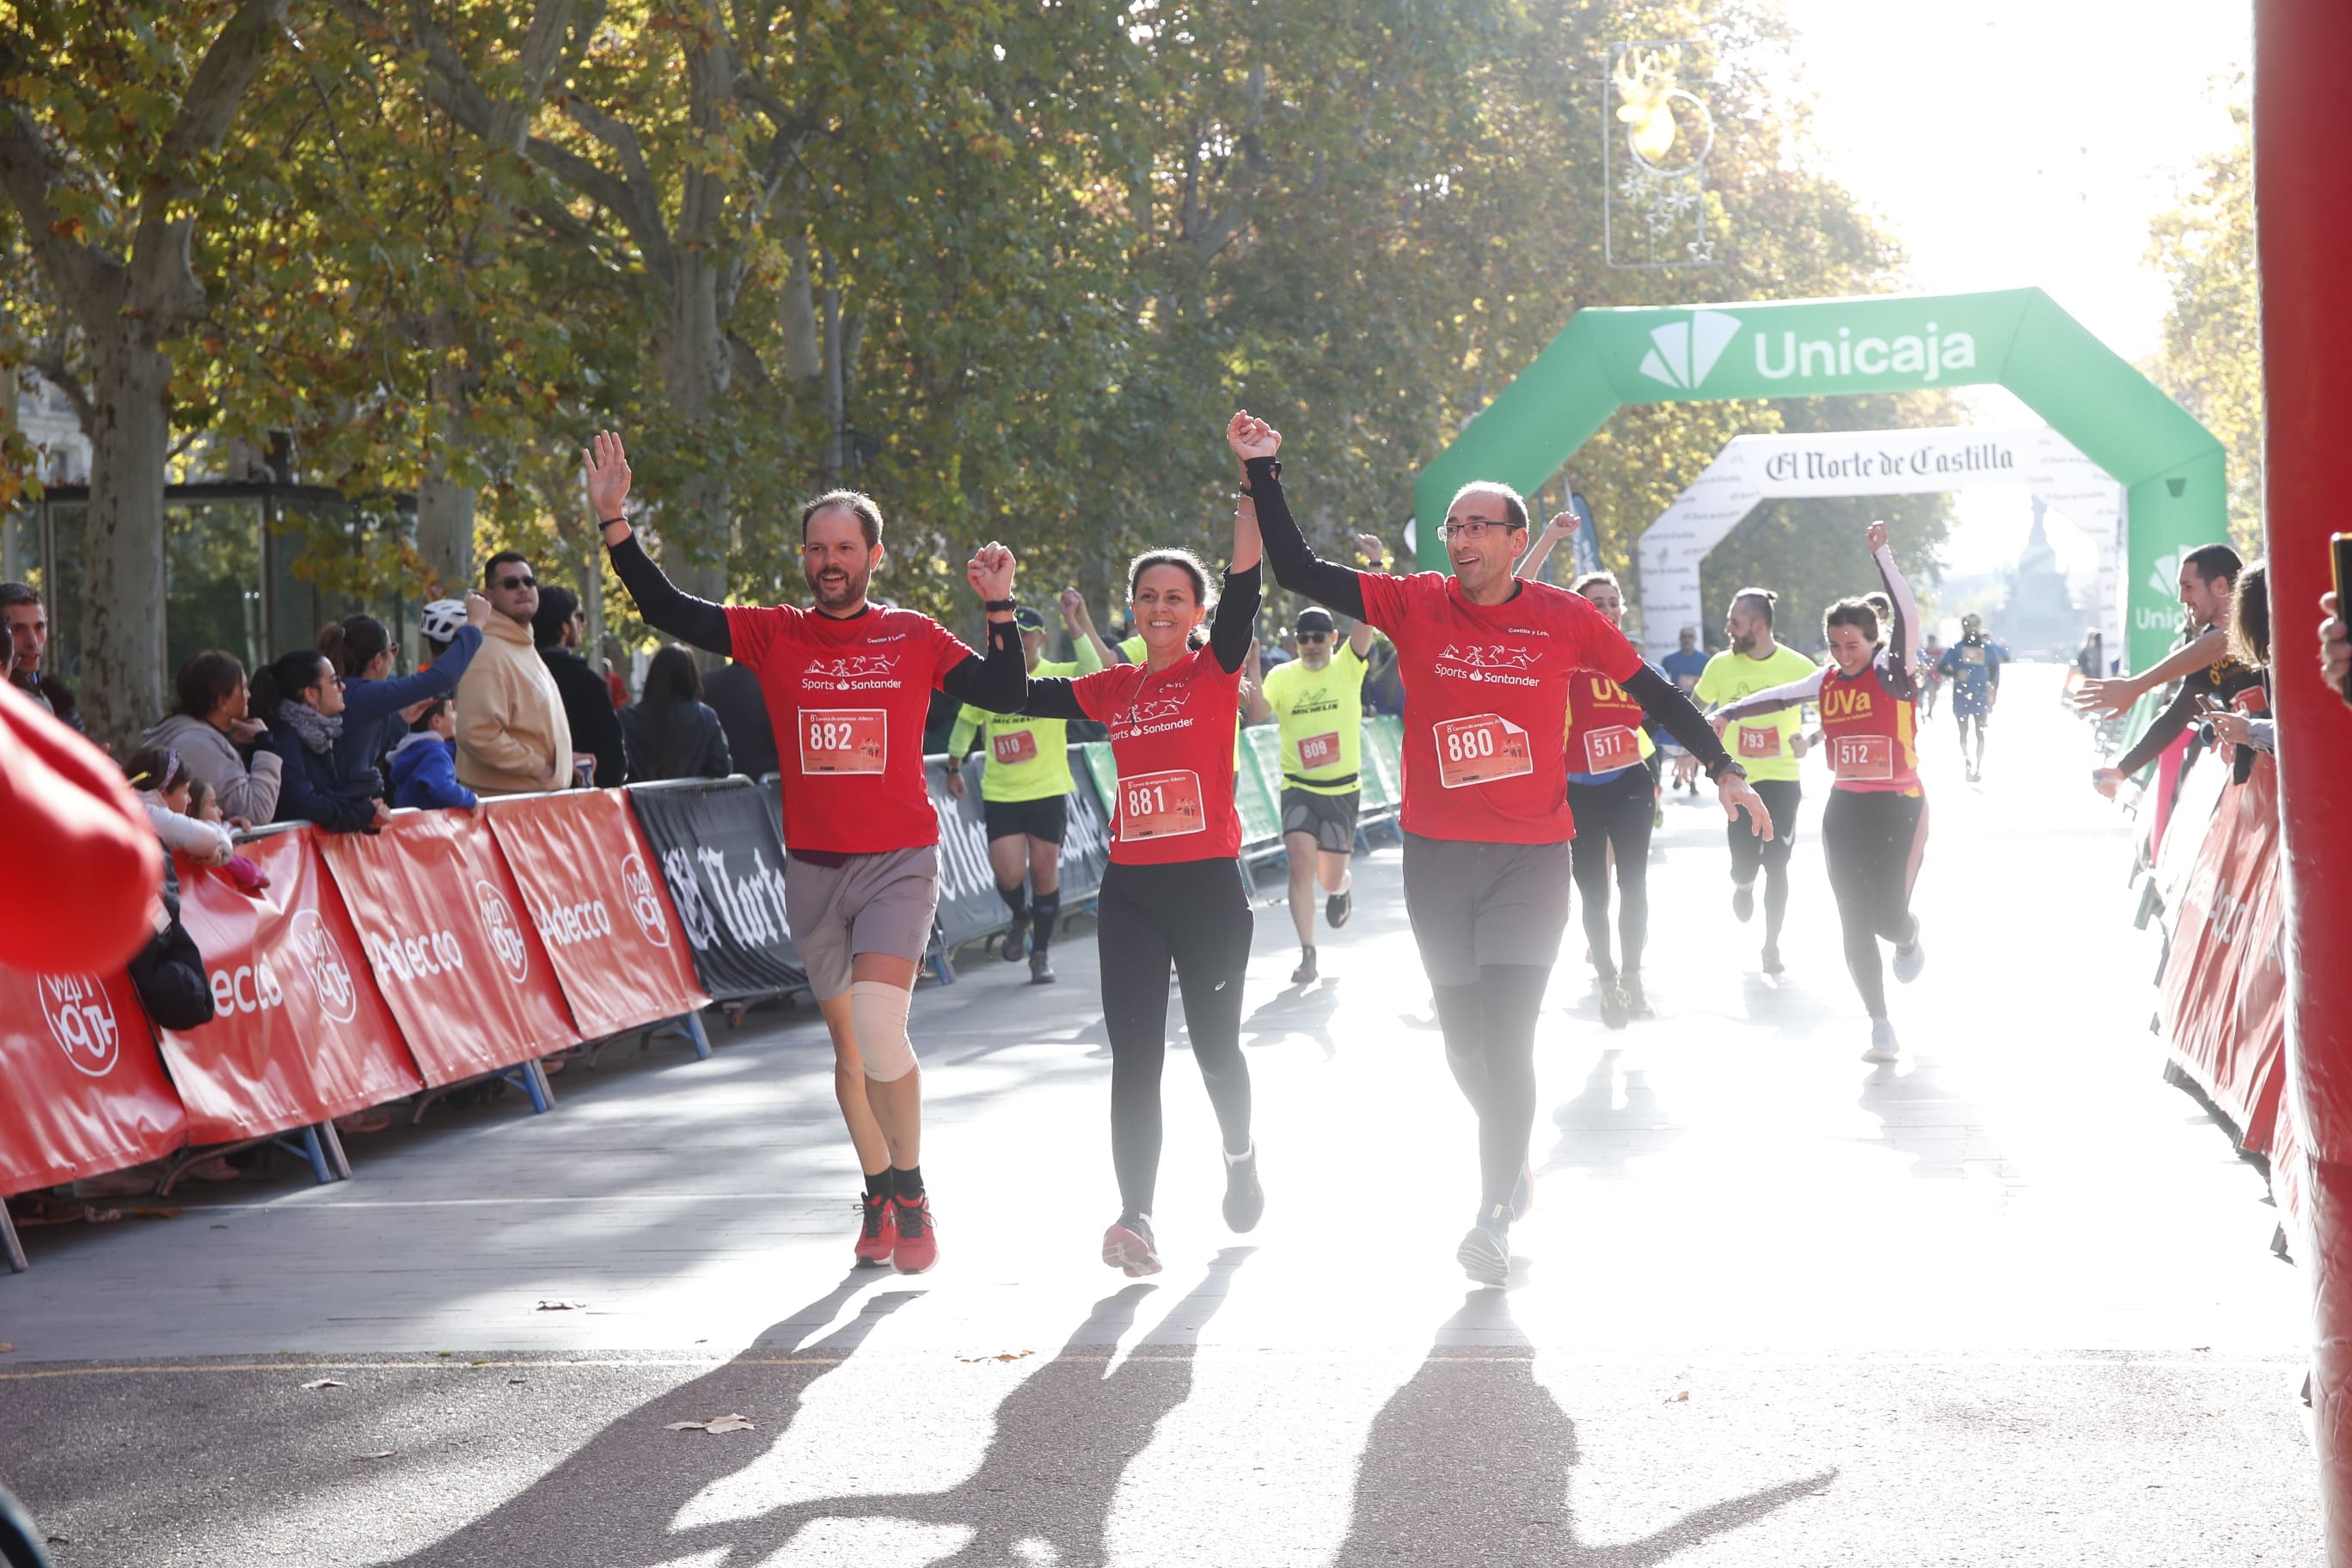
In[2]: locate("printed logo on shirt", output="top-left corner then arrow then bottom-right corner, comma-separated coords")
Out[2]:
803,653 -> 903,692
1111,696 -> 1194,737
1821,684 -> 1875,721
289,910 -> 360,1024
475,879 -> 532,984
1435,642 -> 1543,687
38,973 -> 119,1077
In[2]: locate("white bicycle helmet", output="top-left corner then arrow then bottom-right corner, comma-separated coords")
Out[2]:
419,598 -> 468,645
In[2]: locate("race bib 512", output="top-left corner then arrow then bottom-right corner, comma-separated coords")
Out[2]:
1828,734 -> 1894,781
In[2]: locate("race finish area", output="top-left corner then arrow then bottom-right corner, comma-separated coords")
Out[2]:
0,663 -> 2312,1565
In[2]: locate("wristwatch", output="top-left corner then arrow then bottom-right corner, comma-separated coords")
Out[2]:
983,598 -> 1018,614
1705,757 -> 1749,784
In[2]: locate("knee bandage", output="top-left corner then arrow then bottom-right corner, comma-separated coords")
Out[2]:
850,980 -> 918,1081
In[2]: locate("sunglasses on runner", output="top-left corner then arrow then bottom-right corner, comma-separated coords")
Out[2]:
497,573 -> 536,591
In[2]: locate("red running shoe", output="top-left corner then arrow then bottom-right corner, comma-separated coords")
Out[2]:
854,1192 -> 897,1268
1101,1215 -> 1162,1277
891,1192 -> 939,1275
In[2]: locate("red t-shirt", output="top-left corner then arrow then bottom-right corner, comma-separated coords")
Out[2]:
1818,660 -> 1922,797
1565,670 -> 1650,778
1357,572 -> 1642,843
1071,646 -> 1244,865
725,602 -> 977,854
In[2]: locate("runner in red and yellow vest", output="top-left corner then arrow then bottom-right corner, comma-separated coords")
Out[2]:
986,462 -> 1266,1278
1240,408 -> 1773,1289
1558,567 -> 1666,1030
1711,522 -> 1928,1065
586,429 -> 1029,1278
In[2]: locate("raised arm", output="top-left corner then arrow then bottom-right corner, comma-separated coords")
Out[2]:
1865,521 -> 1917,693
1230,412 -> 1369,622
2075,626 -> 2229,717
1059,588 -> 1114,673
937,542 -> 1027,713
586,432 -> 735,657
1209,488 -> 1265,676
1517,511 -> 1577,580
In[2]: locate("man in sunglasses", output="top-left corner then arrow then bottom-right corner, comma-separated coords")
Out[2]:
1234,410 -> 1771,1289
1251,585 -> 1381,984
456,551 -> 586,795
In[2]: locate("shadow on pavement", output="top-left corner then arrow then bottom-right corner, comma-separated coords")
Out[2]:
390,1250 -> 1251,1568
1543,1049 -> 1681,1179
1858,1061 -> 2012,1181
1335,1291 -> 1834,1566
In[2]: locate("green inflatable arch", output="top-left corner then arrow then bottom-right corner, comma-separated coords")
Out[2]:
1412,288 -> 2224,668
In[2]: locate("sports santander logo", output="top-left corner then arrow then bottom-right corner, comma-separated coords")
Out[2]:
39,973 -> 120,1077
620,853 -> 671,948
475,879 -> 532,983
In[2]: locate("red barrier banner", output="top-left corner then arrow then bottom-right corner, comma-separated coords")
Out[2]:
484,791 -> 709,1038
0,964 -> 187,1196
319,811 -> 578,1085
162,831 -> 425,1143
2160,752 -> 2288,1153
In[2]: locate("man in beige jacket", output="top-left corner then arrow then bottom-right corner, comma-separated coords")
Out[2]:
456,550 -> 579,795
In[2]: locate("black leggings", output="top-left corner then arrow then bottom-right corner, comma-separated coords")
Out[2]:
1096,857 -> 1255,1219
1822,789 -> 1927,1020
1567,765 -> 1652,979
1431,965 -> 1553,1210
1727,779 -> 1801,946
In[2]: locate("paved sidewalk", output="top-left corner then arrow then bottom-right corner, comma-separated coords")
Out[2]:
0,666 -> 2317,1565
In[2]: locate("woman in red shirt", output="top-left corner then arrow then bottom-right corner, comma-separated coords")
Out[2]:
1004,441 -> 1265,1277
1712,522 -> 1928,1064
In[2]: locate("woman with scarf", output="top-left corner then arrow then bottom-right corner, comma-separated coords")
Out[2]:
250,648 -> 393,833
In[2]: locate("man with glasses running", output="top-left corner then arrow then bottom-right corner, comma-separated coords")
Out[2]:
1236,412 -> 1771,1285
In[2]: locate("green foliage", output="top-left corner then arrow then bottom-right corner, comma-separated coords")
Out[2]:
2145,91 -> 2260,557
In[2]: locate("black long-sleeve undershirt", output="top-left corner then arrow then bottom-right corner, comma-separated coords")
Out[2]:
604,531 -> 1026,711
1246,457 -> 1368,620
1625,665 -> 1736,775
1015,565 -> 1262,720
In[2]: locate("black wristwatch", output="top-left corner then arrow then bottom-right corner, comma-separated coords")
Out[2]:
983,598 -> 1018,614
1704,757 -> 1749,784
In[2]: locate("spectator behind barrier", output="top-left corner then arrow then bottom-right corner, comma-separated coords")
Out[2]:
623,644 -> 733,782
419,597 -> 468,665
249,648 -> 392,834
142,649 -> 282,826
531,585 -> 628,791
0,579 -> 78,732
123,745 -> 235,867
182,777 -> 269,893
700,655 -> 778,777
456,551 -> 579,794
2205,560 -> 2276,763
2323,591 -> 2351,705
389,696 -> 479,810
321,596 -> 488,784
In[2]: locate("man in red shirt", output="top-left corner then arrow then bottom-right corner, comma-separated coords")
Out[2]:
584,431 -> 1025,1276
1239,412 -> 1772,1286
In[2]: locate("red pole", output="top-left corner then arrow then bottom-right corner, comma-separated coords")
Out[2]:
2257,3 -> 2352,1555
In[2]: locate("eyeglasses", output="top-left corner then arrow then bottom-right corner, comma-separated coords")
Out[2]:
1297,632 -> 1330,644
497,574 -> 536,591
1437,519 -> 1524,541
570,610 -> 586,624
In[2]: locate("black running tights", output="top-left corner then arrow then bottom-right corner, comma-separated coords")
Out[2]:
1567,765 -> 1653,981
1431,965 -> 1553,1210
1097,857 -> 1255,1218
1822,789 -> 1927,1020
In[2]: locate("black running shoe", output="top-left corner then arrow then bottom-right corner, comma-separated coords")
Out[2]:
1000,918 -> 1028,963
1222,1144 -> 1264,1233
1599,980 -> 1629,1031
1326,887 -> 1353,928
1029,950 -> 1057,985
1622,971 -> 1654,1020
1761,943 -> 1785,977
1290,946 -> 1318,984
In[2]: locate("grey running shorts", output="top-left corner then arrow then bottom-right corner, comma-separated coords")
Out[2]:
1400,832 -> 1574,987
1280,786 -> 1361,855
783,845 -> 941,999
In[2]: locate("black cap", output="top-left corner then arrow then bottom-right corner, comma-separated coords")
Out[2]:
1013,606 -> 1046,630
1295,607 -> 1336,634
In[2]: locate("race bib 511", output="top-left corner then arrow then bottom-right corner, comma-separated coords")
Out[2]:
1433,714 -> 1533,788
1580,725 -> 1641,774
800,708 -> 886,774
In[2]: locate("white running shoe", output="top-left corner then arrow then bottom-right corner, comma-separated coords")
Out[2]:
1861,1018 -> 1901,1064
1892,916 -> 1926,984
1456,1206 -> 1512,1287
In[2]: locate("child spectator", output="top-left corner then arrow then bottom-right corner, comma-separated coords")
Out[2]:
184,778 -> 271,894
389,697 -> 478,810
124,746 -> 236,867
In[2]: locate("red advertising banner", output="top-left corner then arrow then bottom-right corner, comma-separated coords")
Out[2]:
318,810 -> 579,1085
162,831 -> 425,1143
0,964 -> 187,1196
2160,752 -> 2288,1154
483,790 -> 710,1039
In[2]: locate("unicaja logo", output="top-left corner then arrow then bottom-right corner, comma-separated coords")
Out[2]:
1638,309 -> 1742,389
475,879 -> 531,984
38,973 -> 119,1076
2149,552 -> 2180,596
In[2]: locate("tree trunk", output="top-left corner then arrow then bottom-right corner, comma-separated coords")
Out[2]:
415,309 -> 476,595
79,328 -> 172,752
658,248 -> 731,615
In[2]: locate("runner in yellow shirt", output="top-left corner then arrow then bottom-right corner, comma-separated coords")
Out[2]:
1249,587 -> 1381,983
947,589 -> 1115,983
1692,587 -> 1817,977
